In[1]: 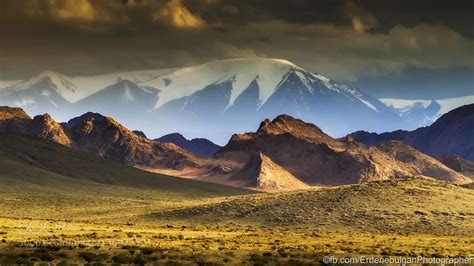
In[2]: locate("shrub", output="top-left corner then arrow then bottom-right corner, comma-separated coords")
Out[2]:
78,252 -> 102,263
35,252 -> 54,262
140,247 -> 154,255
134,254 -> 148,265
112,253 -> 133,264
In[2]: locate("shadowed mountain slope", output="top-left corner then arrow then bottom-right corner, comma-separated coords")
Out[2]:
156,133 -> 221,157
350,104 -> 474,161
436,154 -> 474,180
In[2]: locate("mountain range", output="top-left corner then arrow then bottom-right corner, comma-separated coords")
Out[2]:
214,114 -> 470,187
2,105 -> 471,191
4,58 -> 471,144
350,104 -> 474,161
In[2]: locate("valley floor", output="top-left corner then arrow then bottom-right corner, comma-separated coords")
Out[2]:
0,178 -> 473,265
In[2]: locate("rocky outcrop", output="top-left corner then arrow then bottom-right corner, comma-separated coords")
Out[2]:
0,107 -> 70,146
0,106 -> 31,120
70,115 -> 198,169
0,106 -> 199,170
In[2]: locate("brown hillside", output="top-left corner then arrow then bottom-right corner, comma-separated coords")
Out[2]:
217,115 -> 470,186
230,152 -> 310,191
70,115 -> 199,169
0,107 -> 201,170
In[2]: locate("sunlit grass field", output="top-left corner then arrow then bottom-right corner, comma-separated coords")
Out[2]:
0,134 -> 473,264
1,178 -> 473,265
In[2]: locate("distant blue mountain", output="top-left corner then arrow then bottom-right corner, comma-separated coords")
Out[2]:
156,133 -> 220,157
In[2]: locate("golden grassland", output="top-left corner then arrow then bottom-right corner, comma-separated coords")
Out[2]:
0,134 -> 473,264
1,217 -> 473,265
0,178 -> 473,265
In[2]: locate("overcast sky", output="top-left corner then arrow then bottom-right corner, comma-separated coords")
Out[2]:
0,0 -> 473,99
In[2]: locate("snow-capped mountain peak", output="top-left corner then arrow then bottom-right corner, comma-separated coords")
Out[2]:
3,70 -> 77,101
2,57 -> 458,144
141,58 -> 306,109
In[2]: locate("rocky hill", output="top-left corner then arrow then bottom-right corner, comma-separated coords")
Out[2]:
216,115 -> 470,186
0,106 -> 200,170
1,106 -> 471,190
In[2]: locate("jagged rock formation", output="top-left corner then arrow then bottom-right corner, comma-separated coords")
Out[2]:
0,106 -> 199,169
0,106 -> 30,120
0,107 -> 71,146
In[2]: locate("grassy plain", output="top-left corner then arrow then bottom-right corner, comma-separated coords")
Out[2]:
0,134 -> 473,264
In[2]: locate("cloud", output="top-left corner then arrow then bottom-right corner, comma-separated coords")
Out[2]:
0,0 -> 472,88
47,0 -> 97,22
228,20 -> 473,81
152,0 -> 205,28
211,42 -> 261,58
21,0 -> 117,23
343,0 -> 378,33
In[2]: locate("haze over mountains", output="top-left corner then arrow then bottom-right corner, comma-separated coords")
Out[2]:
2,58 -> 471,144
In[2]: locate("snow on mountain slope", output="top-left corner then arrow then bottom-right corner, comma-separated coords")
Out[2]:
0,79 -> 21,90
2,59 -> 380,114
71,68 -> 175,102
1,71 -> 78,99
0,69 -> 175,103
75,79 -> 160,109
380,96 -> 474,128
142,58 -> 307,108
380,98 -> 434,114
331,83 -> 380,112
437,95 -> 474,115
142,58 -> 379,112
381,96 -> 474,117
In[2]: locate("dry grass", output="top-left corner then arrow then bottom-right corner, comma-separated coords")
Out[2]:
1,134 -> 473,264
0,178 -> 473,264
